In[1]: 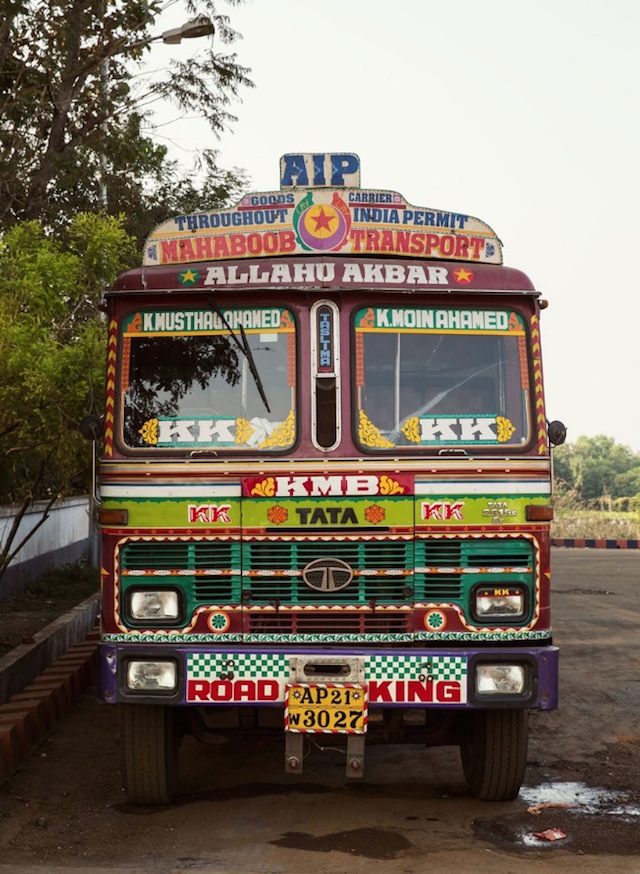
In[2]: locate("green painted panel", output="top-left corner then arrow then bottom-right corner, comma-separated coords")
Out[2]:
101,497 -> 241,528
416,494 -> 547,526
242,496 -> 414,529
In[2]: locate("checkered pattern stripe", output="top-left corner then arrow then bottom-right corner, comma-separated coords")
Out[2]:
365,655 -> 466,681
187,652 -> 466,682
188,652 -> 290,679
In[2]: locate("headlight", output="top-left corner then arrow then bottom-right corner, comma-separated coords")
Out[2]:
129,590 -> 180,621
476,664 -> 526,695
474,587 -> 525,620
126,660 -> 177,691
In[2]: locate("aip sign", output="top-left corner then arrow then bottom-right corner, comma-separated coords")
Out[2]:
280,153 -> 361,189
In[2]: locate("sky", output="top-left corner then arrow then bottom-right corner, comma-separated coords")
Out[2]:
152,0 -> 640,452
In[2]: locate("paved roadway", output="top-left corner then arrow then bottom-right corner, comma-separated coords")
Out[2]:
0,549 -> 639,874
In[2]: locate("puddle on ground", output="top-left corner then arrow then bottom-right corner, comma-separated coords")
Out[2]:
475,781 -> 640,854
520,781 -> 640,821
517,781 -> 640,850
273,827 -> 412,859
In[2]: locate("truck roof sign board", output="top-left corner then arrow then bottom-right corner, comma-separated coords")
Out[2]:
143,153 -> 503,267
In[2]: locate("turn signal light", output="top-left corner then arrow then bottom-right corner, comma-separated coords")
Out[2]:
525,505 -> 554,522
98,508 -> 129,526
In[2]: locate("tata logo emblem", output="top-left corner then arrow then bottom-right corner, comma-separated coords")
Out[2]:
302,558 -> 354,592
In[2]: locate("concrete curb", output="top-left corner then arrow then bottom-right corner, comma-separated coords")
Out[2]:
0,594 -> 100,787
552,538 -> 640,549
0,592 -> 99,705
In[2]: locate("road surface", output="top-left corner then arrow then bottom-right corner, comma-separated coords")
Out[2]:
0,549 -> 638,873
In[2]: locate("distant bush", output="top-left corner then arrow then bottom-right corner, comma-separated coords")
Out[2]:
552,510 -> 640,540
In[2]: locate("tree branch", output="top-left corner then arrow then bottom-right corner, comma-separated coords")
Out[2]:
0,451 -> 59,582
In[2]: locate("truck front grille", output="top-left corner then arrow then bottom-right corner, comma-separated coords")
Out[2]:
242,538 -> 412,605
117,535 -> 534,638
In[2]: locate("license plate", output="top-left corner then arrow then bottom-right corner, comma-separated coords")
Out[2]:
285,683 -> 367,734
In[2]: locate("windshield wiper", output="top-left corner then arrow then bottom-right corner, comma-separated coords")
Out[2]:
389,361 -> 504,442
207,297 -> 271,414
415,361 -> 503,416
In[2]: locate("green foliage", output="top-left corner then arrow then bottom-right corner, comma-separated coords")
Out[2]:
0,214 -> 137,503
0,2 -> 253,575
0,1 -> 252,244
553,435 -> 640,508
551,509 -> 640,540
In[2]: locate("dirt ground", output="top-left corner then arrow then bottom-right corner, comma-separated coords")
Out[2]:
0,551 -> 639,872
0,564 -> 99,655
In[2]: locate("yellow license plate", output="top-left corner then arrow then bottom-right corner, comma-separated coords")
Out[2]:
285,683 -> 367,734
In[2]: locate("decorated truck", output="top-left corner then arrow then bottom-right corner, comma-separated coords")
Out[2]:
85,152 -> 565,804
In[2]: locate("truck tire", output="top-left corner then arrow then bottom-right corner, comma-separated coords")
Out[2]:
121,704 -> 178,804
460,709 -> 528,801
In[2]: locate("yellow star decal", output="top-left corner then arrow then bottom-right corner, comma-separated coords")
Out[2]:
454,268 -> 473,284
179,268 -> 199,286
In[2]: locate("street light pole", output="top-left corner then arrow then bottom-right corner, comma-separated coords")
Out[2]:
160,15 -> 216,44
99,16 -> 215,209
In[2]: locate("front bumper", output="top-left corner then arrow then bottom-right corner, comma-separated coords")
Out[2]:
98,644 -> 559,710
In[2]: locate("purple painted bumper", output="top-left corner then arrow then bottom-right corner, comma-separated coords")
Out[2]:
98,644 -> 559,711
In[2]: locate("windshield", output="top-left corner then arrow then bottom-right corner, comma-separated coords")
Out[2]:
120,307 -> 296,452
354,306 -> 530,450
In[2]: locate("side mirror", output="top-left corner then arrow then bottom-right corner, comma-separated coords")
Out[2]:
79,414 -> 105,442
548,420 -> 567,447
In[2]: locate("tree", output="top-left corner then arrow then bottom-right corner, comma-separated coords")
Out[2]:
0,213 -> 137,584
0,0 -> 252,240
0,2 -> 254,585
553,435 -> 640,506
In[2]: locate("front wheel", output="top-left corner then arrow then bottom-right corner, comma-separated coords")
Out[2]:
460,709 -> 528,801
120,704 -> 178,805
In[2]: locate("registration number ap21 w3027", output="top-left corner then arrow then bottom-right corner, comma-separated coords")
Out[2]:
285,683 -> 368,734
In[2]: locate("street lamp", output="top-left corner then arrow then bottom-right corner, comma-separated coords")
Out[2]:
99,16 -> 215,207
160,15 -> 215,44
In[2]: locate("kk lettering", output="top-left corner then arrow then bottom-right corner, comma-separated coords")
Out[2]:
421,501 -> 464,521
188,504 -> 231,524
